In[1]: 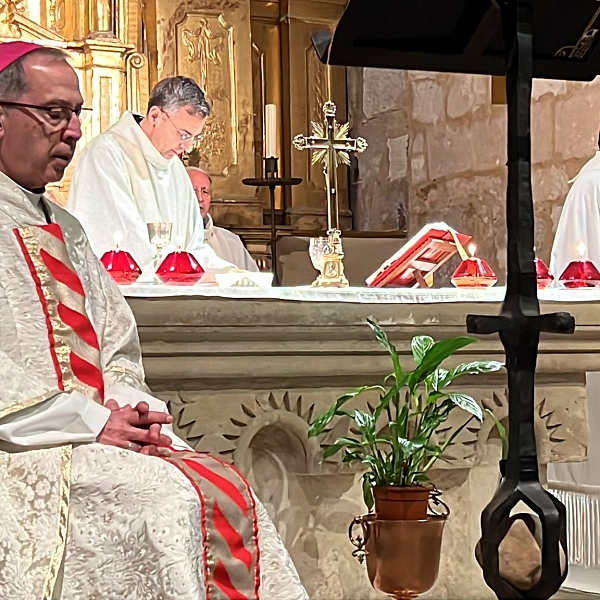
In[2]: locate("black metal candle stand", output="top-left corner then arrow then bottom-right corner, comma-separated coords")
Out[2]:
242,157 -> 301,285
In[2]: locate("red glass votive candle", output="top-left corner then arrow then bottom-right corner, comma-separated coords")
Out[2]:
100,249 -> 142,285
451,244 -> 497,288
156,251 -> 204,285
534,256 -> 553,290
559,260 -> 600,289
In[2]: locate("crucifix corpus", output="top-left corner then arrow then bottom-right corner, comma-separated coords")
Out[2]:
293,100 -> 367,287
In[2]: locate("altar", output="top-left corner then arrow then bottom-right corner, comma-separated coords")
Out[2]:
123,284 -> 595,600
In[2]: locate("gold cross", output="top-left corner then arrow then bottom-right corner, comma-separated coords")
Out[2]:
293,101 -> 367,232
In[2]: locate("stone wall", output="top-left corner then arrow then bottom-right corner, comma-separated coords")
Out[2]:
348,68 -> 600,283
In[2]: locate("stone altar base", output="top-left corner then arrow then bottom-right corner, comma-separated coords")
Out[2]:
124,285 -> 592,600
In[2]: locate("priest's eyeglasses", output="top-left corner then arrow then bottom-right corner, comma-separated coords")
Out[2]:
161,108 -> 204,144
0,101 -> 91,128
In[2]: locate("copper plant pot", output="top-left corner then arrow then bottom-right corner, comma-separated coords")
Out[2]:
350,514 -> 447,600
374,485 -> 433,520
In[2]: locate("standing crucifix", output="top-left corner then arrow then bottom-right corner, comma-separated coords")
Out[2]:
293,100 -> 367,286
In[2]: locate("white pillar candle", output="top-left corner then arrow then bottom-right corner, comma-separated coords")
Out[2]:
264,104 -> 277,158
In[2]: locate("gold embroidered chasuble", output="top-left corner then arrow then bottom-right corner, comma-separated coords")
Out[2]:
0,173 -> 307,600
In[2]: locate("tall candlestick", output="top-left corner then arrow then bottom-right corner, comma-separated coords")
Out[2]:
264,104 -> 277,158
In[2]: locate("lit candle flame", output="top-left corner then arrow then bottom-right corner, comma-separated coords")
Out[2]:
114,231 -> 122,250
578,242 -> 586,260
468,243 -> 477,258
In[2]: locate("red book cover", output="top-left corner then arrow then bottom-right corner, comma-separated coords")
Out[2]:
366,223 -> 471,288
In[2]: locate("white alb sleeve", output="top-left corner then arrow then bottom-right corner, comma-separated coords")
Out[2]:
0,391 -> 110,447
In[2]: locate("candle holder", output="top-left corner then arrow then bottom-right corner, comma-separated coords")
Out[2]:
559,259 -> 600,288
100,248 -> 142,285
242,156 -> 301,286
156,250 -> 204,285
451,246 -> 497,288
535,256 -> 554,290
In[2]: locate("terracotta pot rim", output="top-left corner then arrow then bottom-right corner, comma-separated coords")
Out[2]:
373,484 -> 434,491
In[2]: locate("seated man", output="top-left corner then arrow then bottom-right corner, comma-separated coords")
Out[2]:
187,166 -> 260,272
67,75 -> 233,276
0,41 -> 307,600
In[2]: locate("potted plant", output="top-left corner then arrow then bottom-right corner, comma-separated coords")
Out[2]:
309,318 -> 504,518
308,319 -> 504,598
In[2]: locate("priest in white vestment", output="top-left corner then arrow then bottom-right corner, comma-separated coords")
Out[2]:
549,135 -> 600,592
0,41 -> 307,600
550,138 -> 600,281
66,77 -> 234,276
187,167 -> 260,272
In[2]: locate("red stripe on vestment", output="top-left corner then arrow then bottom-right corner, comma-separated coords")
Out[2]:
44,223 -> 65,242
212,502 -> 253,571
57,302 -> 101,350
182,458 -> 250,516
70,351 -> 104,399
208,456 -> 262,597
40,248 -> 85,296
214,560 -> 249,600
13,228 -> 64,390
162,458 -> 213,599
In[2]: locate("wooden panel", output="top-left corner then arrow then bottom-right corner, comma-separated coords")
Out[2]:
283,0 -> 348,230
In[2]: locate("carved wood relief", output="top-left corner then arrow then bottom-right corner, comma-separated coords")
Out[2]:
177,12 -> 237,174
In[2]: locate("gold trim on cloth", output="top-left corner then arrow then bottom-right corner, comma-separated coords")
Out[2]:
42,445 -> 73,600
16,225 -> 104,404
0,389 -> 60,421
17,227 -> 77,394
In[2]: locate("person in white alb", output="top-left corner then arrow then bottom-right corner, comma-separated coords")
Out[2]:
187,166 -> 260,272
550,134 -> 600,280
0,41 -> 307,600
548,133 -> 600,593
66,76 -> 234,275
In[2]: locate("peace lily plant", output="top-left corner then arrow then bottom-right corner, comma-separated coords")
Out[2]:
308,319 -> 504,511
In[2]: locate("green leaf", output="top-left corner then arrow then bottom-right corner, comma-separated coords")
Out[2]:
396,436 -> 427,456
411,335 -> 435,365
367,318 -> 405,382
442,361 -> 504,386
447,393 -> 483,421
394,402 -> 410,439
484,408 -> 508,460
308,385 -> 383,437
322,444 -> 345,459
408,337 -> 478,390
373,379 -> 405,422
322,437 -> 362,459
426,368 -> 450,392
353,410 -> 376,444
362,473 -> 375,512
342,450 -> 364,464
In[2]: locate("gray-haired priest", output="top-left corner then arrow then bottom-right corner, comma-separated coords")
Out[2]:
66,76 -> 234,276
0,41 -> 307,599
187,166 -> 260,272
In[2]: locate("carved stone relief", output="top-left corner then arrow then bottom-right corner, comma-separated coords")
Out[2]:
162,383 -> 587,599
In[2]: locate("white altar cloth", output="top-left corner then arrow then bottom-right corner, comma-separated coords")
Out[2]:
120,283 -> 600,304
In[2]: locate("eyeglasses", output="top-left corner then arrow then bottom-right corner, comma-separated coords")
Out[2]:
161,109 -> 204,144
0,101 -> 91,128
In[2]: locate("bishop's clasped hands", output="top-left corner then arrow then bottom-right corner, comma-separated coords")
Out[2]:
98,399 -> 173,455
